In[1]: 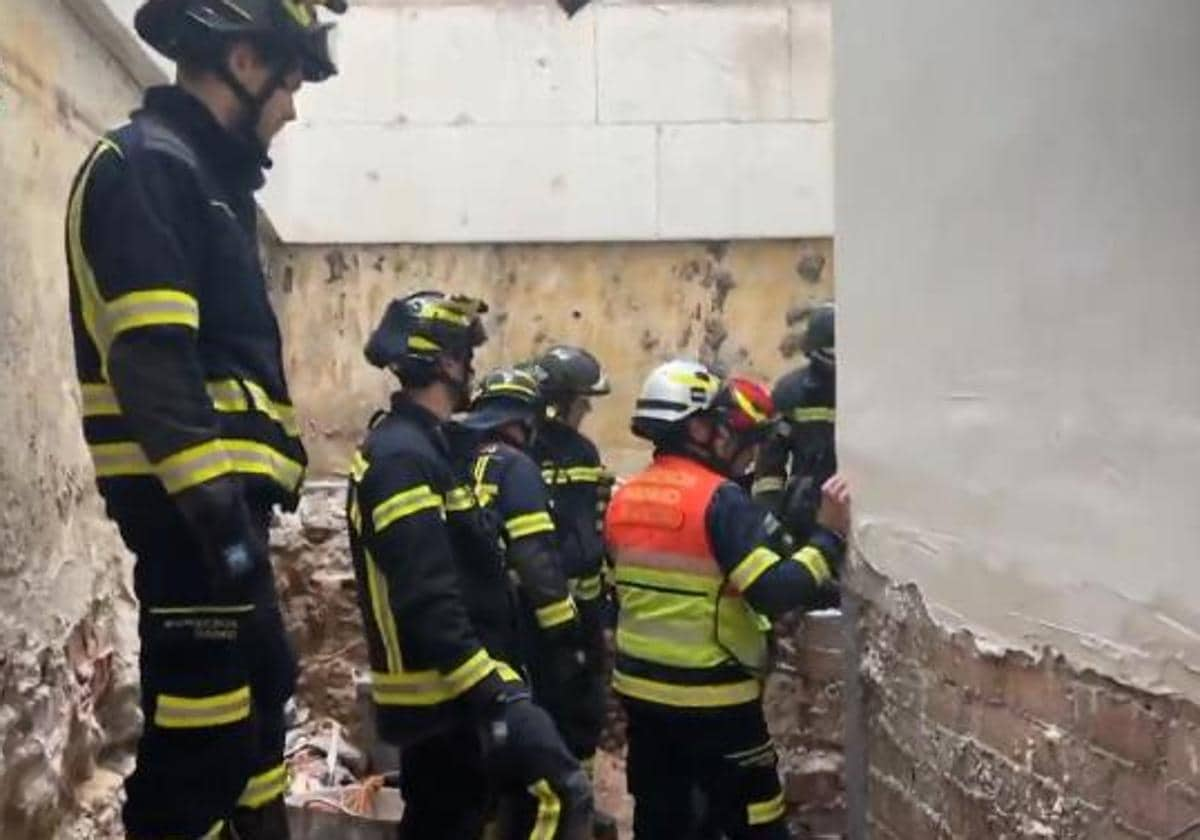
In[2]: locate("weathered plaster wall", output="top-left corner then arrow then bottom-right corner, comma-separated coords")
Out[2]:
0,1 -> 143,837
837,1 -> 1200,836
267,239 -> 833,476
837,0 -> 1200,702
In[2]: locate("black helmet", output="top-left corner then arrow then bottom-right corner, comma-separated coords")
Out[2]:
136,0 -> 345,83
365,291 -> 488,378
803,302 -> 835,368
461,366 -> 544,433
532,345 -> 610,401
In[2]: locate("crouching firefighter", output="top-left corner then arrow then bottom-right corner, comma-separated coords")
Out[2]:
65,2 -> 345,837
349,292 -> 592,839
606,361 -> 851,839
456,366 -> 604,836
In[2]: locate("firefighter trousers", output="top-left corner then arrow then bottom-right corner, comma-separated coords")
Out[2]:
112,492 -> 297,839
397,707 -> 591,840
624,699 -> 788,840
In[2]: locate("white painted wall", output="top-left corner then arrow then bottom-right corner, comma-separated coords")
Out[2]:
265,0 -> 833,243
837,0 -> 1200,698
77,0 -> 832,243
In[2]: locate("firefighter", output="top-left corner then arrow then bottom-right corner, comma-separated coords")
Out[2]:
457,365 -> 602,837
606,360 -> 851,839
753,302 -> 837,544
350,293 -> 592,839
527,348 -> 614,781
65,2 -> 345,837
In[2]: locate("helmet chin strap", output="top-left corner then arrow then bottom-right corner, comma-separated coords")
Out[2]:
214,54 -> 293,157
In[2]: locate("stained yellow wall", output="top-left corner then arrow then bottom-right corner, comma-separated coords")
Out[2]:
268,239 -> 833,476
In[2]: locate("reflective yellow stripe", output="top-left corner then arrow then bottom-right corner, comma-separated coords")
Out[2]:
535,597 -> 578,630
90,442 -> 154,478
366,548 -> 403,672
570,574 -> 603,601
350,450 -> 370,482
747,792 -> 786,826
371,649 -> 497,706
83,380 -> 298,436
751,476 -> 785,495
506,511 -> 555,539
542,465 -> 606,485
89,439 -> 303,494
612,670 -> 761,708
148,605 -> 253,616
373,485 -> 443,532
154,686 -> 251,729
349,496 -> 363,532
731,386 -> 769,423
486,382 -> 538,398
280,0 -> 314,26
614,564 -> 719,597
237,763 -> 288,809
791,406 -> 835,423
107,289 -> 199,337
200,819 -> 226,840
68,141 -> 119,372
444,485 -> 476,513
408,335 -> 440,352
80,383 -> 121,416
528,779 -> 562,840
728,547 -> 781,593
794,546 -> 832,586
668,370 -> 719,394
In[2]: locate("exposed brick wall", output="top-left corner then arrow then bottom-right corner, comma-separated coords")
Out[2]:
852,564 -> 1200,840
769,611 -> 848,838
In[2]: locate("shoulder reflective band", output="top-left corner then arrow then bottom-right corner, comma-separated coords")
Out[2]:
791,406 -> 836,423
372,484 -> 443,532
154,685 -> 251,729
728,546 -> 782,593
747,793 -> 786,826
527,778 -> 562,840
506,510 -> 556,539
237,763 -> 289,810
444,485 -> 476,512
793,546 -> 832,586
535,597 -> 578,630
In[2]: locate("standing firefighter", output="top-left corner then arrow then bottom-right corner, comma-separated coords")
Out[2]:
459,366 -> 601,837
65,2 -> 344,837
606,360 -> 851,839
349,293 -> 592,839
753,302 -> 837,544
528,348 -> 614,784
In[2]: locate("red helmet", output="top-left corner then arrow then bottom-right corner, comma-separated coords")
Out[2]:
712,376 -> 776,441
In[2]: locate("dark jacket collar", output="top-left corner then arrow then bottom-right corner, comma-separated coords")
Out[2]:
137,85 -> 269,193
391,392 -> 449,450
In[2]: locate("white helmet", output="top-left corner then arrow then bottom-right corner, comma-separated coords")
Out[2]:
631,360 -> 722,441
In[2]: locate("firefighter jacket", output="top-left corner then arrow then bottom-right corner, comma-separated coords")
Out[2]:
752,364 -> 836,540
470,440 -> 580,636
347,395 -> 521,746
66,86 -> 306,514
607,453 -> 845,709
533,420 -> 612,604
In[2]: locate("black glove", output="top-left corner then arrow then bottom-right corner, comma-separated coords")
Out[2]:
174,475 -> 266,601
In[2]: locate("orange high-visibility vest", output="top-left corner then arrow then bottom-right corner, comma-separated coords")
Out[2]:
606,455 -> 768,708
